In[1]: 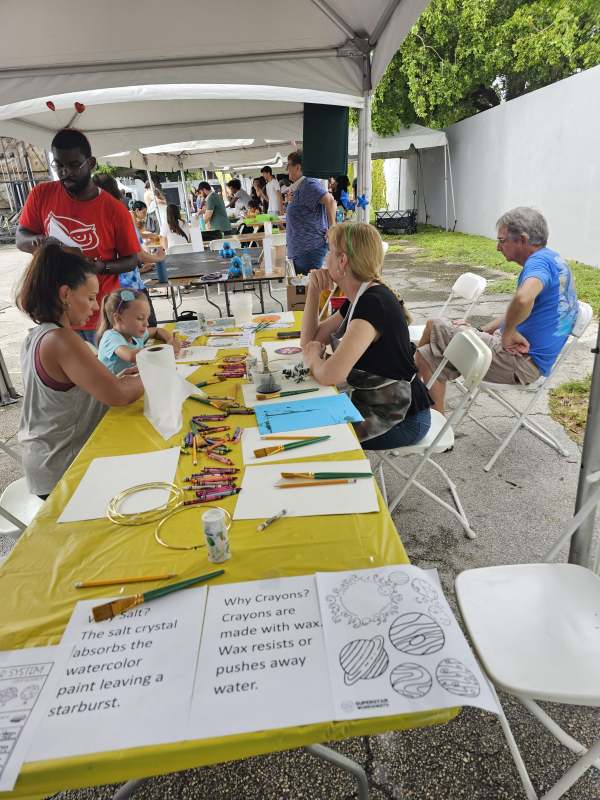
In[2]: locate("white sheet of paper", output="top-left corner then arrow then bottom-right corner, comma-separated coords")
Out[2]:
188,575 -> 334,739
27,587 -> 208,762
233,459 -> 378,520
0,646 -> 69,790
58,448 -> 180,523
316,565 -> 498,721
47,216 -> 81,248
206,332 -> 254,349
241,425 -> 359,465
246,311 -> 295,330
241,381 -> 336,409
176,364 -> 201,379
176,346 -> 219,362
251,340 -> 302,364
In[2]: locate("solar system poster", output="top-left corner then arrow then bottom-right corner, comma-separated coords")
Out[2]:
316,566 -> 498,720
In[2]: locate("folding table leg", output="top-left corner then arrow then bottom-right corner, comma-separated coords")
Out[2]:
267,280 -> 284,311
111,779 -> 147,799
305,744 -> 370,800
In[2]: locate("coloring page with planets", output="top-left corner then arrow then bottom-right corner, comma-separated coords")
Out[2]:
316,565 -> 498,720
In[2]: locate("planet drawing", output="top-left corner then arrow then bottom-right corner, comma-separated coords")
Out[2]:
390,663 -> 433,699
339,635 -> 389,686
389,612 -> 445,656
436,658 -> 480,697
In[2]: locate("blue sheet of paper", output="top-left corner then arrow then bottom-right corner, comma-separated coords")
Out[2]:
254,394 -> 363,435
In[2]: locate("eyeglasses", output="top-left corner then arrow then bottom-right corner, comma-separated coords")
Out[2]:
50,157 -> 91,175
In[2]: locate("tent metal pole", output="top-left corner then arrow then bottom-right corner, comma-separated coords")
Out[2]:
0,141 -> 15,212
177,159 -> 191,225
569,321 -> 600,567
0,47 -> 341,81
142,154 -> 161,238
447,139 -> 457,229
444,144 -> 448,232
357,91 -> 372,223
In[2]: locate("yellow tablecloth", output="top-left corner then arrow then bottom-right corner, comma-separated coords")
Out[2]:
0,313 -> 456,799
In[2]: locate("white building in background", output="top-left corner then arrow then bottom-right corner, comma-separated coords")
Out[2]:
413,64 -> 600,267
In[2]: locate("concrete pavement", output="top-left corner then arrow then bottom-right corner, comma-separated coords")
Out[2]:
0,242 -> 598,800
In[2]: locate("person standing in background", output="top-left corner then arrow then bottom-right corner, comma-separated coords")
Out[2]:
285,150 -> 336,275
16,128 -> 140,344
260,166 -> 283,216
225,179 -> 251,216
197,181 -> 232,241
251,176 -> 269,213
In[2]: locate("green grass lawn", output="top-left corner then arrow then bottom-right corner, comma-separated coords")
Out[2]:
382,225 -> 600,314
548,375 -> 591,444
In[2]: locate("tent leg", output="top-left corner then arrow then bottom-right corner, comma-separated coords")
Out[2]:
447,140 -> 457,230
570,321 -> 600,568
178,160 -> 191,225
444,144 -> 448,232
357,91 -> 372,223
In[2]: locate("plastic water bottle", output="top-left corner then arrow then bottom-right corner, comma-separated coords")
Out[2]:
241,253 -> 253,279
336,209 -> 345,223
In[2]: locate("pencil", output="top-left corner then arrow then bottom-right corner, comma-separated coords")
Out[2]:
192,435 -> 198,466
75,574 -> 177,589
276,479 -> 357,488
280,471 -> 374,480
260,434 -> 316,441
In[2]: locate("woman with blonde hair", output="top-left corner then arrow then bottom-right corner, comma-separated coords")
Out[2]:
300,222 -> 431,449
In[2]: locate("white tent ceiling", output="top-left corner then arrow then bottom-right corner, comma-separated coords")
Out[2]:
0,0 -> 429,157
100,124 -> 447,175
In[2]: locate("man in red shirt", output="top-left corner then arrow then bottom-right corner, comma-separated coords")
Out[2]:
17,128 -> 141,342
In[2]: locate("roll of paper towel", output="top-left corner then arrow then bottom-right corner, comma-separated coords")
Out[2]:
137,344 -> 195,440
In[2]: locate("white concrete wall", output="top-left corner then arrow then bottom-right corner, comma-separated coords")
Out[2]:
424,64 -> 600,266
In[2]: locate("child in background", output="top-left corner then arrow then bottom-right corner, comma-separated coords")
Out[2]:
97,290 -> 181,374
237,199 -> 263,247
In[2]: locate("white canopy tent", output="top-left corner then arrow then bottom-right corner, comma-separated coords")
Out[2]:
350,124 -> 456,230
0,0 -> 430,220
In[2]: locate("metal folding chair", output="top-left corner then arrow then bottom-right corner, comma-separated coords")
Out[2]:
467,301 -> 593,471
409,272 -> 487,343
456,471 -> 600,800
370,328 -> 492,539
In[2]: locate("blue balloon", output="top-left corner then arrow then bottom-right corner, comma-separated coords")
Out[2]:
357,194 -> 369,209
339,190 -> 356,211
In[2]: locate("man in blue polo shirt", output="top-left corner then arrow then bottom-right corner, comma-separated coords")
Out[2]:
285,150 -> 337,275
416,207 -> 578,412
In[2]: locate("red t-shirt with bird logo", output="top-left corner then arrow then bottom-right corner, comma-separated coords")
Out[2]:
20,181 -> 140,330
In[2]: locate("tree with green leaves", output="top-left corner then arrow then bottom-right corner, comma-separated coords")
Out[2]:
371,0 -> 600,133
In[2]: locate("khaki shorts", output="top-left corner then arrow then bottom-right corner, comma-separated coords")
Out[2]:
417,318 -> 541,385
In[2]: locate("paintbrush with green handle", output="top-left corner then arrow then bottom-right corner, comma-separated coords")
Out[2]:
92,570 -> 225,622
253,435 -> 330,458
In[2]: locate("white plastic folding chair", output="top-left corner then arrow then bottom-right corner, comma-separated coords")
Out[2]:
0,477 -> 44,540
409,272 -> 487,343
208,237 -> 240,252
456,471 -> 600,800
167,243 -> 192,255
371,328 -> 492,539
467,300 -> 593,472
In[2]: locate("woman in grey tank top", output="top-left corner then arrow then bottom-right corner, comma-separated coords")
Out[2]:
16,244 -> 145,498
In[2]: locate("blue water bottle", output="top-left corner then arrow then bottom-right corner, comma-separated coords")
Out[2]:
336,209 -> 345,223
156,260 -> 168,284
